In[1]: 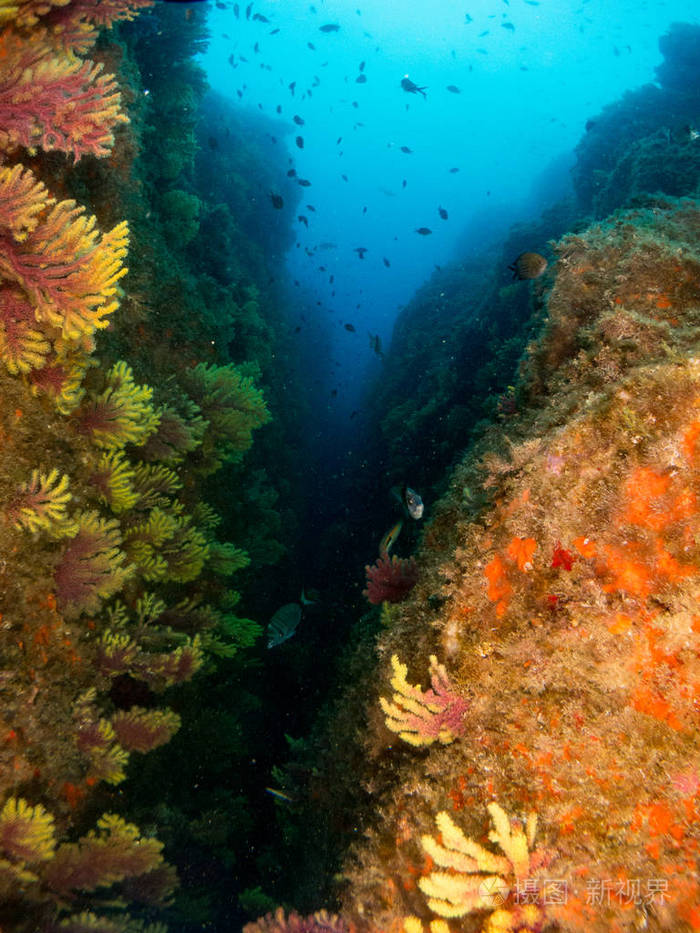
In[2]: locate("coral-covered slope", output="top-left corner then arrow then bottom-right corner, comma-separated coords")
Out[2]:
341,200 -> 700,932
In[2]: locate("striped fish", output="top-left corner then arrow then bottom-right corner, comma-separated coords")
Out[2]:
267,602 -> 302,648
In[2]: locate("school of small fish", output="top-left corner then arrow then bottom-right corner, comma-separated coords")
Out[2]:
208,1 -> 553,404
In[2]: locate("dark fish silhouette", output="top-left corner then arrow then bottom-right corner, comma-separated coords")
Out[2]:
289,81 -> 296,95
287,168 -> 296,177
501,21 -> 515,30
245,2 -> 252,18
344,323 -> 356,331
438,206 -> 448,220
319,22 -> 340,31
402,179 -> 407,187
383,257 -> 391,267
293,114 -> 305,125
270,193 -> 284,209
401,76 -> 427,97
308,41 -> 316,49
449,167 -> 460,173
359,60 -> 366,71
356,74 -> 367,83
267,603 -> 302,648
252,12 -> 269,21
296,136 -> 304,148
298,178 -> 311,186
307,204 -> 316,211
400,146 -> 412,153
298,215 -> 308,226
415,227 -> 432,235
509,251 -> 547,280
446,85 -> 461,93
354,247 -> 368,258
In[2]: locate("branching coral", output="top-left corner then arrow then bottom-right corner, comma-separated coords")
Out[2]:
181,361 -> 270,472
43,813 -> 170,896
0,797 -> 56,864
418,805 -> 540,919
244,908 -> 349,933
11,0 -> 154,45
363,553 -> 418,604
130,461 -> 182,509
379,654 -> 468,747
89,450 -> 139,513
54,510 -> 133,617
8,467 -> 76,537
28,348 -> 92,413
0,31 -> 127,159
78,361 -> 160,449
0,165 -> 129,348
111,706 -> 181,753
139,400 -> 207,463
76,717 -> 129,785
0,285 -> 51,373
207,540 -> 250,576
97,631 -> 204,689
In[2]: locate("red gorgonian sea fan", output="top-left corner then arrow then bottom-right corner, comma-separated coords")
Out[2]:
363,553 -> 418,604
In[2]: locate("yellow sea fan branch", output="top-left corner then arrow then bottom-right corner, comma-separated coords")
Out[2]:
0,164 -> 52,242
90,450 -> 139,513
0,166 -> 129,346
9,467 -> 76,538
379,654 -> 468,747
418,804 -> 539,920
0,797 -> 56,863
79,361 -> 160,449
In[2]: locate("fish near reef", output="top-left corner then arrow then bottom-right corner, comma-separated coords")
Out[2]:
269,192 -> 284,209
415,227 -> 432,235
379,519 -> 403,556
392,484 -> 424,520
509,251 -> 547,280
267,602 -> 302,647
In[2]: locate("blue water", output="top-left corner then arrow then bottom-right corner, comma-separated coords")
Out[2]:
199,0 -> 699,423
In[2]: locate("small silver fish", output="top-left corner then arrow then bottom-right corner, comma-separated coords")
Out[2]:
267,602 -> 302,648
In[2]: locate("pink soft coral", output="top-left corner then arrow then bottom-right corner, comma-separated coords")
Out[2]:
363,553 -> 418,604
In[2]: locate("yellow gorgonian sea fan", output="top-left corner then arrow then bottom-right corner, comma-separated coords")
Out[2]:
418,804 -> 539,920
0,163 -> 50,241
0,797 -> 56,863
9,467 -> 77,538
89,449 -> 139,513
0,165 -> 128,348
78,361 -> 160,450
0,286 -> 52,374
44,813 -> 167,895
